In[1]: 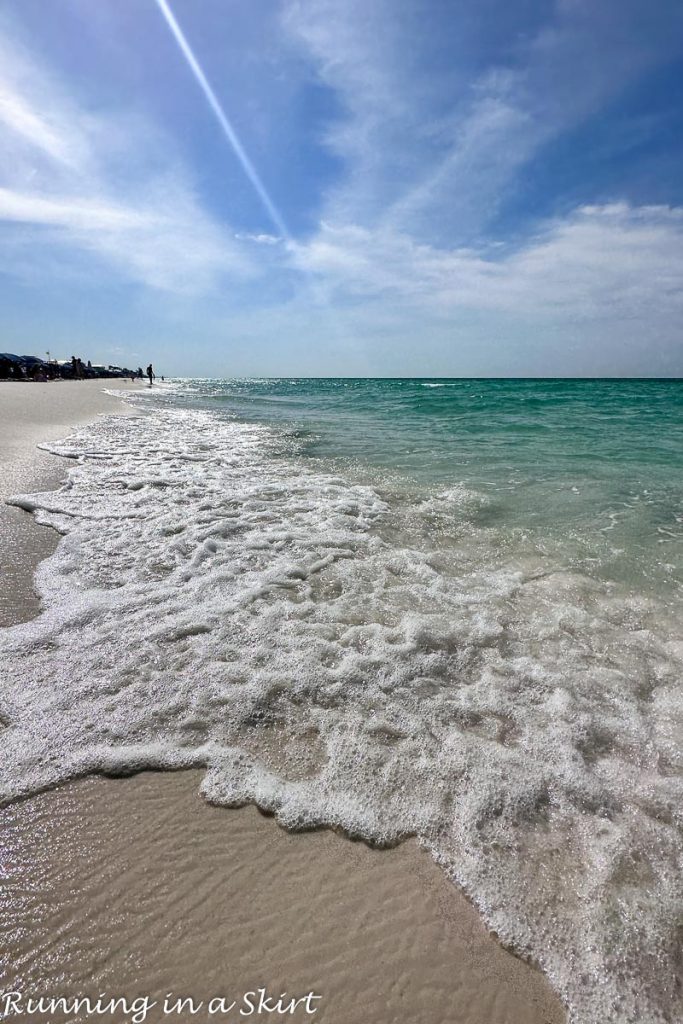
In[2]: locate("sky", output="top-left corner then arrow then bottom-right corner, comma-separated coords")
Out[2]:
0,0 -> 682,377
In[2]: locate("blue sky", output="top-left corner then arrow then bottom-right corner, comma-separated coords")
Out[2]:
1,0 -> 682,376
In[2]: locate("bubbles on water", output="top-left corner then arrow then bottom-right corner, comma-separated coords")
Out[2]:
0,403 -> 682,1024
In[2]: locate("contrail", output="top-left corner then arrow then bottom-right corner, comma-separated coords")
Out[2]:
153,0 -> 290,242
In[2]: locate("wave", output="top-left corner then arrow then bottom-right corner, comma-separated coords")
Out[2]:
1,401 -> 681,1024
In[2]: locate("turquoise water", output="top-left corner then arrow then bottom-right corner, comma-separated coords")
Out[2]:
173,377 -> 683,592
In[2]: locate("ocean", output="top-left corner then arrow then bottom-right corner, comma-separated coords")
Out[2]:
1,378 -> 681,1023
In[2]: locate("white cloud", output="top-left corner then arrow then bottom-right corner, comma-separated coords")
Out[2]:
0,188 -> 149,231
282,0 -> 436,226
290,204 -> 683,327
0,29 -> 252,294
235,232 -> 283,246
201,201 -> 680,376
0,86 -> 81,170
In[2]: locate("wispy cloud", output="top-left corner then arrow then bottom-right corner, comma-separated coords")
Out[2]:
278,202 -> 683,375
0,26 -> 252,294
0,85 -> 83,170
291,204 -> 683,318
284,0 -> 683,243
235,232 -> 283,246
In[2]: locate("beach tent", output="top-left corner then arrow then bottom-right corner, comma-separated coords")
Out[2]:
19,355 -> 48,366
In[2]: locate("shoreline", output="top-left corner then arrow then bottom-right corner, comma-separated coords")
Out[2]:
0,380 -> 140,626
0,380 -> 565,1024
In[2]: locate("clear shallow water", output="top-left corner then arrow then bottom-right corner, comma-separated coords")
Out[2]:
160,378 -> 683,591
1,378 -> 681,1024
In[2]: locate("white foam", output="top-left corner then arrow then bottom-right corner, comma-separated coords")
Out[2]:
1,403 -> 681,1024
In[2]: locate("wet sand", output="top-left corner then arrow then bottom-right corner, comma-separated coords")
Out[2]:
0,380 -> 139,626
0,380 -> 566,1024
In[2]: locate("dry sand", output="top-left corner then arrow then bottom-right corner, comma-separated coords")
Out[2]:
0,380 -> 566,1024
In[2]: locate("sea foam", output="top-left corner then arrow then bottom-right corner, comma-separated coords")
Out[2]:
0,401 -> 681,1024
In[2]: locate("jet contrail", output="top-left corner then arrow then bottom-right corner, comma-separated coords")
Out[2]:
153,0 -> 290,242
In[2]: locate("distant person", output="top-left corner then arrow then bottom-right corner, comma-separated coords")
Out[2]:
161,376 -> 165,382
146,363 -> 155,386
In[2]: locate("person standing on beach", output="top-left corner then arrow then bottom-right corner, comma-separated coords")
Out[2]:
146,363 -> 155,386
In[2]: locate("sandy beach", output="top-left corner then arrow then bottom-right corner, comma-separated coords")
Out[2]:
0,381 -> 566,1024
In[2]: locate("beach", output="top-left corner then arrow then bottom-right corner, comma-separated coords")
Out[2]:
2,0 -> 681,1018
0,381 -> 566,1024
